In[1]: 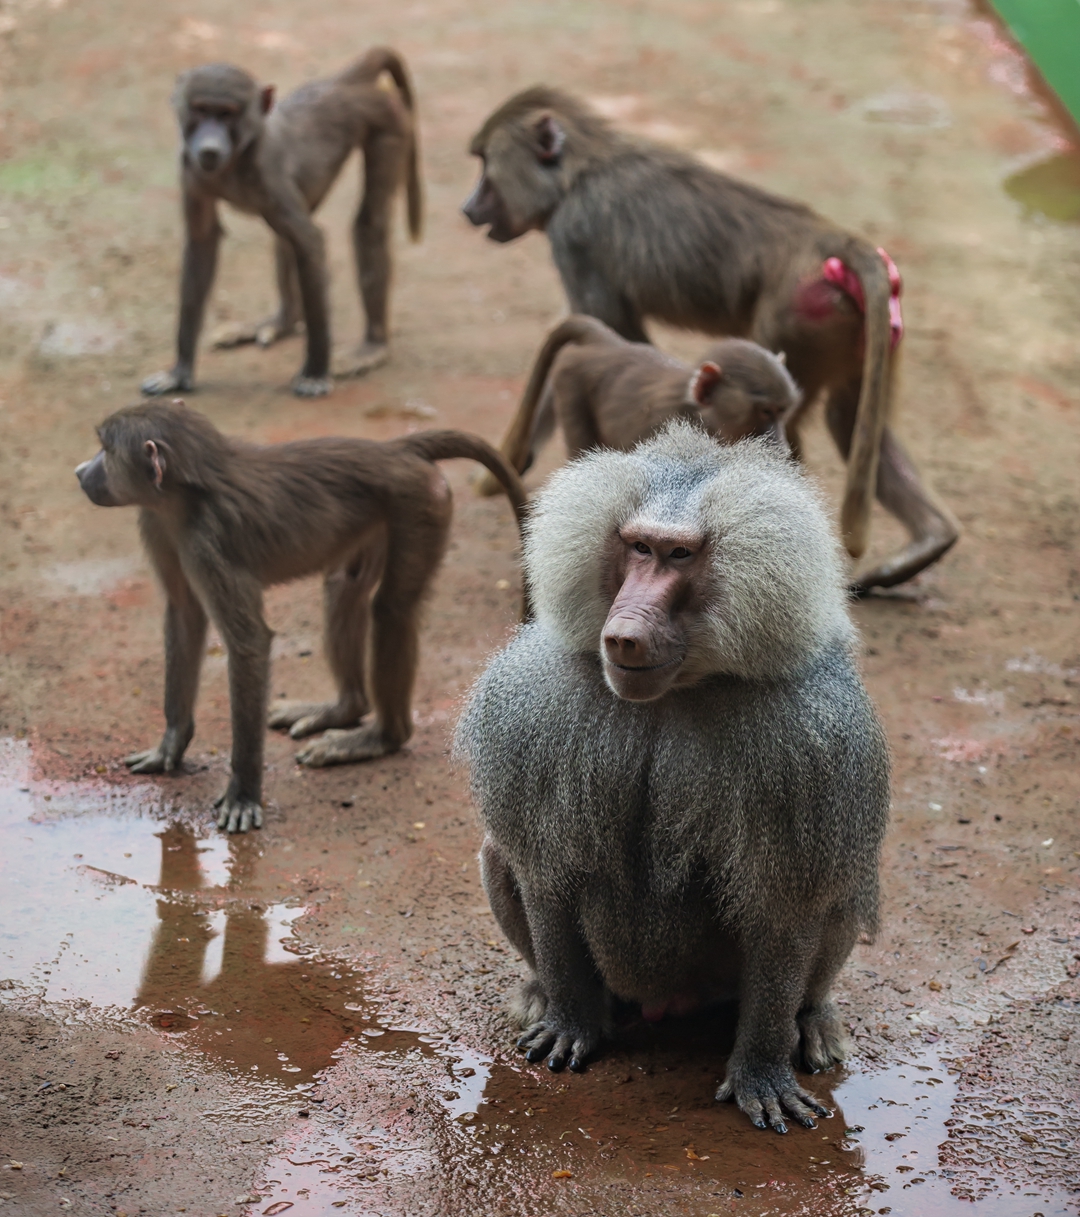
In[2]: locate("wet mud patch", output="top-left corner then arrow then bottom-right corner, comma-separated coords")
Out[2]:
240,1009 -> 1078,1216
0,738 -> 363,1091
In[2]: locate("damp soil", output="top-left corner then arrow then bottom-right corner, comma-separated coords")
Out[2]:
1,1 -> 1079,1214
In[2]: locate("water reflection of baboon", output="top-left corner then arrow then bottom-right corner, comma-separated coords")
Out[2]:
135,825 -> 354,1080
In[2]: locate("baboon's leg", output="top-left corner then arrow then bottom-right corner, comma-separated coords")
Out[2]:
480,838 -> 536,967
269,534 -> 386,736
716,921 -> 832,1132
825,381 -> 959,591
335,130 -> 406,378
521,380 -> 558,471
796,914 -> 857,1072
268,199 -> 333,397
760,341 -> 828,465
207,573 -> 273,832
851,428 -> 960,592
212,237 -> 304,350
295,500 -> 450,766
125,534 -> 208,774
555,379 -> 602,460
480,837 -> 549,1028
141,193 -> 220,395
514,890 -> 606,1072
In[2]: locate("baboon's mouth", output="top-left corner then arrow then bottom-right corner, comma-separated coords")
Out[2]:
607,656 -> 682,673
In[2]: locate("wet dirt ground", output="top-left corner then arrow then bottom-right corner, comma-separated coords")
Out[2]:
0,0 -> 1078,1213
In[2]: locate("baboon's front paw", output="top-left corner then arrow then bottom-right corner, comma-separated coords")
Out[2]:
798,1002 -> 851,1073
333,342 -> 389,379
292,373 -> 333,398
716,1061 -> 832,1133
517,1016 -> 599,1073
294,726 -> 397,767
214,792 -> 264,833
141,369 -> 191,396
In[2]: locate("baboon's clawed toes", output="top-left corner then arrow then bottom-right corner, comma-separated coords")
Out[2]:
716,1062 -> 832,1133
517,1020 -> 598,1073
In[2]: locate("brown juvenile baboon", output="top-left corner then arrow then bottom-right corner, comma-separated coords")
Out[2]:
463,87 -> 958,592
142,48 -> 423,400
456,421 -> 890,1132
476,314 -> 796,495
76,400 -> 526,833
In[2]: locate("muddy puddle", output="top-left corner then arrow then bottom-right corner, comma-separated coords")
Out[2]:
1,735 -> 1074,1215
1004,150 -> 1080,222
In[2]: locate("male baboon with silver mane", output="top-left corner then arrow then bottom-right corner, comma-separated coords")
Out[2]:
456,421 -> 889,1132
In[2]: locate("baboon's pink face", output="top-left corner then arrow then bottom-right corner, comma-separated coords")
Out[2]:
600,524 -> 708,702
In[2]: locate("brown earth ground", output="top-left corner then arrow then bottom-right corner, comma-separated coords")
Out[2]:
1,0 -> 1078,1214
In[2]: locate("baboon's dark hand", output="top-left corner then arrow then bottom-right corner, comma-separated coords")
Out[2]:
716,1062 -> 832,1134
517,1018 -> 598,1073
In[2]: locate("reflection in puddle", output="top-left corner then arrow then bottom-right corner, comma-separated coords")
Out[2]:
1004,150 -> 1080,222
0,740 -> 361,1086
254,1017 -> 1076,1216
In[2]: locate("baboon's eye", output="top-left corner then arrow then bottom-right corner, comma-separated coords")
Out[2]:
670,547 -> 691,559
633,541 -> 651,555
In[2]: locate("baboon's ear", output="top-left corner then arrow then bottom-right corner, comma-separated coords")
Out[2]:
689,361 -> 723,405
260,85 -> 276,115
535,113 -> 565,164
145,440 -> 166,490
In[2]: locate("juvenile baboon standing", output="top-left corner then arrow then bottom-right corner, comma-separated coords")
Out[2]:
463,87 -> 958,592
76,400 -> 527,832
456,421 -> 890,1131
143,48 -> 423,400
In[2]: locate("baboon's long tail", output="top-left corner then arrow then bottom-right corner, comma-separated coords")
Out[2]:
348,47 -> 424,242
477,314 -> 624,497
403,430 -> 529,538
404,429 -> 532,617
830,240 -> 896,560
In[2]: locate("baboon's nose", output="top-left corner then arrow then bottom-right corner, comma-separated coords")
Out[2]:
198,148 -> 220,172
604,627 -> 644,666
